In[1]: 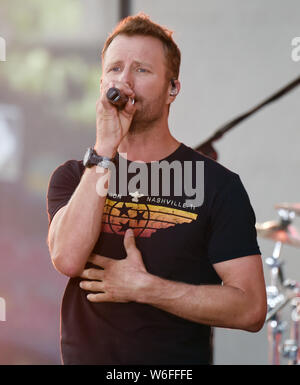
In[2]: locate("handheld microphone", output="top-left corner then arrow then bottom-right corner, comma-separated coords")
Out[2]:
106,87 -> 129,110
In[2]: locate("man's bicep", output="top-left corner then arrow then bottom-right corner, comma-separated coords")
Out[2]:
207,174 -> 261,264
212,254 -> 267,331
46,159 -> 82,225
213,254 -> 266,297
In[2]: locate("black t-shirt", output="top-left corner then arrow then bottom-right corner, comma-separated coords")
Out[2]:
46,143 -> 260,365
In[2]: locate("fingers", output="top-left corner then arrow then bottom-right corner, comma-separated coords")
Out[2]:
88,253 -> 113,268
86,293 -> 129,303
86,293 -> 112,302
80,281 -> 129,303
79,266 -> 105,296
79,279 -> 104,292
79,255 -> 112,295
79,255 -> 112,293
80,267 -> 104,280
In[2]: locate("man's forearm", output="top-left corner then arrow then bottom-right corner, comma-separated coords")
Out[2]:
136,274 -> 264,332
80,233 -> 267,331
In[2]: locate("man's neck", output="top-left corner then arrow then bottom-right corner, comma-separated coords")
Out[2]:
118,124 -> 180,163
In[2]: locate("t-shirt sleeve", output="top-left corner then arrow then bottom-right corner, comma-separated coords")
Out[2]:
207,173 -> 261,264
46,160 -> 83,226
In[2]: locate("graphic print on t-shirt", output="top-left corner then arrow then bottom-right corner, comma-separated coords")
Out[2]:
102,198 -> 198,238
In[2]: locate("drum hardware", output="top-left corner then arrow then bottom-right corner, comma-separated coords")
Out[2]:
257,205 -> 300,364
275,203 -> 300,216
256,220 -> 300,249
282,298 -> 300,364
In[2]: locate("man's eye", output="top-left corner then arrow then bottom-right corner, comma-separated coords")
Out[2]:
110,67 -> 120,72
137,68 -> 148,73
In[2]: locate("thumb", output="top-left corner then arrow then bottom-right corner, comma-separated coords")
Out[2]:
124,229 -> 146,270
123,228 -> 143,261
124,228 -> 137,253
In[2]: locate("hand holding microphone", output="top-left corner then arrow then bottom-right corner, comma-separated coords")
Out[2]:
94,82 -> 136,157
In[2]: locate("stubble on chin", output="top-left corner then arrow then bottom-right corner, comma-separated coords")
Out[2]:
129,112 -> 157,134
128,95 -> 167,134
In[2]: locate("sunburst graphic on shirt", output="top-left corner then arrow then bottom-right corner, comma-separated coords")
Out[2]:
102,198 -> 198,238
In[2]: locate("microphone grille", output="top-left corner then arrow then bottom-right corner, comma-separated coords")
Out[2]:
106,87 -> 121,102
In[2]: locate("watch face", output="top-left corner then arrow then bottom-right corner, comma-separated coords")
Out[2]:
83,148 -> 114,168
83,147 -> 92,166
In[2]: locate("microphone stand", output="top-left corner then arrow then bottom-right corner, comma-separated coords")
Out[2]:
195,75 -> 300,160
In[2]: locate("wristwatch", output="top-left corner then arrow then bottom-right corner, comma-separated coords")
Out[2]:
83,147 -> 115,169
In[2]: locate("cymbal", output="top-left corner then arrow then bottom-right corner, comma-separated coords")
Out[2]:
275,202 -> 300,216
256,220 -> 300,248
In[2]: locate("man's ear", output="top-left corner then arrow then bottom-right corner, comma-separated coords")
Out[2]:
170,78 -> 178,95
167,79 -> 180,104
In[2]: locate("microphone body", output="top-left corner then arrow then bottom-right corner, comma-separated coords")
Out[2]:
106,87 -> 129,110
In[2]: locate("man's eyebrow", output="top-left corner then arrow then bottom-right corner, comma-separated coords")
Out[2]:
104,60 -> 153,70
104,60 -> 122,71
132,60 -> 153,68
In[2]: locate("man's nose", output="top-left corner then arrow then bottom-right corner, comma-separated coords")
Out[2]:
119,68 -> 134,89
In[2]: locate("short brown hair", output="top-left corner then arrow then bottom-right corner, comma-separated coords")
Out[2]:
102,13 -> 181,80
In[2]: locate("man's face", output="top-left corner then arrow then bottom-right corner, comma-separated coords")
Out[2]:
102,34 -> 171,132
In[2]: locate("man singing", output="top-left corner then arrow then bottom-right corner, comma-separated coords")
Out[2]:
47,13 -> 267,365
